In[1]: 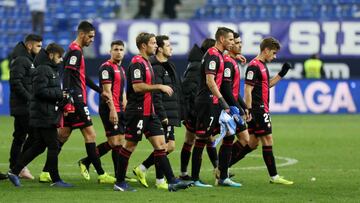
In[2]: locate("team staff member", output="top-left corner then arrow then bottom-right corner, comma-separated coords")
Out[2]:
40,21 -> 114,184
191,27 -> 235,187
8,34 -> 43,180
133,35 -> 182,190
179,38 -> 218,180
8,43 -> 72,187
78,40 -> 136,183
244,37 -> 293,185
114,32 -> 190,192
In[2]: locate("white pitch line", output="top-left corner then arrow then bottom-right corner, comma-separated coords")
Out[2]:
0,155 -> 298,171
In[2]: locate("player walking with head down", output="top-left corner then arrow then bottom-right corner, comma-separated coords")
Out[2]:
191,27 -> 235,187
40,21 -> 115,184
244,37 -> 293,185
113,32 -> 191,192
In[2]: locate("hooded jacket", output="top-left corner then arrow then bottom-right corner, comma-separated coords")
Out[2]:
181,44 -> 204,120
151,56 -> 182,127
29,49 -> 63,127
9,42 -> 35,116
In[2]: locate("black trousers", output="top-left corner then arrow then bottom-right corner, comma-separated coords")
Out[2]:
12,127 -> 61,182
9,115 -> 34,169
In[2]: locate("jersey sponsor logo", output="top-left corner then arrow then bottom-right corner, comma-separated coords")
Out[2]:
134,69 -> 141,79
69,56 -> 77,65
102,70 -> 109,79
209,60 -> 216,70
224,68 -> 231,77
247,71 -> 254,80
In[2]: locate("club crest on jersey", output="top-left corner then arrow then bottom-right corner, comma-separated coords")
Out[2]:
224,68 -> 231,77
102,70 -> 109,79
69,56 -> 77,65
134,69 -> 141,79
209,61 -> 216,70
247,71 -> 254,80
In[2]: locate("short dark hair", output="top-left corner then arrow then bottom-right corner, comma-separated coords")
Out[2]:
46,43 -> 65,56
260,37 -> 281,52
200,38 -> 215,53
215,27 -> 234,41
25,34 -> 43,43
111,40 -> 124,48
77,21 -> 95,33
136,32 -> 156,49
155,35 -> 169,54
233,32 -> 240,39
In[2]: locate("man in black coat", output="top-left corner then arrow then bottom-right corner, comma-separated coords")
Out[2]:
132,35 -> 182,189
8,34 -> 42,179
8,43 -> 72,187
179,38 -> 218,180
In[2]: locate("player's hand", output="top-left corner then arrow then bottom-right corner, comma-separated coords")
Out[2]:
161,118 -> 169,126
101,91 -> 111,102
245,108 -> 252,122
160,85 -> 173,96
109,109 -> 118,125
235,54 -> 247,65
278,62 -> 292,77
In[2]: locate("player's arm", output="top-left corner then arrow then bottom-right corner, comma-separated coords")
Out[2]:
86,75 -> 102,93
63,50 -> 82,93
9,57 -> 31,101
102,83 -> 118,125
130,62 -> 173,96
270,62 -> 292,88
32,66 -> 62,102
152,66 -> 168,124
220,63 -> 242,112
204,56 -> 229,110
244,65 -> 259,121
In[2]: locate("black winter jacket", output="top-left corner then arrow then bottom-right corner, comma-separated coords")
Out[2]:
181,44 -> 204,119
9,42 -> 35,116
151,56 -> 182,127
29,49 -> 63,128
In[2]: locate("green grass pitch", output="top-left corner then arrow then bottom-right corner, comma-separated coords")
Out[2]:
1,115 -> 360,202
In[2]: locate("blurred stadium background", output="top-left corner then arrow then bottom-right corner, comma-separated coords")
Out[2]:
1,0 -> 359,115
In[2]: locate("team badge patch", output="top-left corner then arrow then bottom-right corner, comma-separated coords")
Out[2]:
102,70 -> 109,79
69,56 -> 77,65
247,71 -> 254,80
224,68 -> 231,77
134,69 -> 141,79
209,61 -> 216,70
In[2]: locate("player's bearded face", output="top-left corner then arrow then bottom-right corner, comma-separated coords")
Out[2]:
82,31 -> 95,47
146,37 -> 157,55
30,41 -> 42,55
223,33 -> 234,51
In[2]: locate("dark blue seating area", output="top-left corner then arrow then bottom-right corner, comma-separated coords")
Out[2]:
0,0 -> 121,59
194,0 -> 360,20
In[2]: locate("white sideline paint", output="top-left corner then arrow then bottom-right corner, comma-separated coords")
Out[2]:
0,155 -> 298,172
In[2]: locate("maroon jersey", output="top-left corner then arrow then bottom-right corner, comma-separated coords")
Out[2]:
98,60 -> 126,113
197,47 -> 225,104
63,41 -> 87,104
126,55 -> 155,116
245,58 -> 270,112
